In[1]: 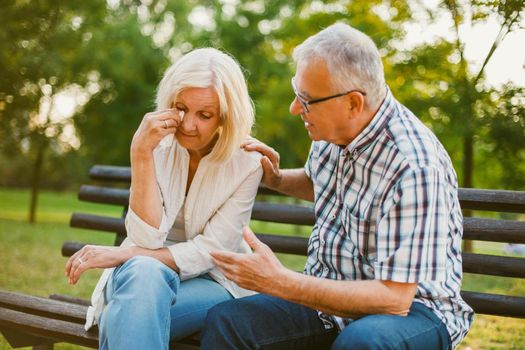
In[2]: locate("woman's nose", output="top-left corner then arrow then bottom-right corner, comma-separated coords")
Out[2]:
180,113 -> 196,131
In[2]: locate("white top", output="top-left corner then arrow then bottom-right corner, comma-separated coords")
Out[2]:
166,201 -> 186,244
85,138 -> 263,330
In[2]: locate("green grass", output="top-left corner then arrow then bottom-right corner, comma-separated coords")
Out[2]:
0,187 -> 524,349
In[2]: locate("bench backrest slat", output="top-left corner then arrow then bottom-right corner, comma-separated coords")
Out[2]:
87,165 -> 525,213
75,185 -> 525,245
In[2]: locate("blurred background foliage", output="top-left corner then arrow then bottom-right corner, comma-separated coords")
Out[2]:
0,0 -> 524,219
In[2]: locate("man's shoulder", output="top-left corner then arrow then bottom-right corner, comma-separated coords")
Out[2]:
385,102 -> 445,169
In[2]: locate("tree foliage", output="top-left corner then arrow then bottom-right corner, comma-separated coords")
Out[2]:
1,0 -> 524,216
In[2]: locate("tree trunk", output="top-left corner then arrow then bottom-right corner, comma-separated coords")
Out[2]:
29,146 -> 45,224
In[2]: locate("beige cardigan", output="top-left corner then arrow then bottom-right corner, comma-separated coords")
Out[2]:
85,139 -> 263,330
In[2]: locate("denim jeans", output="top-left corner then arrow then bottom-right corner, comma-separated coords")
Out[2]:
98,256 -> 232,350
201,294 -> 451,350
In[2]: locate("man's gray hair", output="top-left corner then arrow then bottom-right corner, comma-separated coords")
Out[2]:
293,23 -> 386,109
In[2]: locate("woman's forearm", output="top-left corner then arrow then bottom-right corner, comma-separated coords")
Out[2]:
129,152 -> 163,228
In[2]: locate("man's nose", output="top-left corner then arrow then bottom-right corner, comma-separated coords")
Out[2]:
289,97 -> 304,115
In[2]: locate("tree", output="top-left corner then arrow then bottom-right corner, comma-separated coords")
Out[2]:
0,1 -> 107,222
390,0 -> 524,190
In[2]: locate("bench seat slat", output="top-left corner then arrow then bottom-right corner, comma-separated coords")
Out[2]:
0,290 -> 86,324
0,307 -> 98,348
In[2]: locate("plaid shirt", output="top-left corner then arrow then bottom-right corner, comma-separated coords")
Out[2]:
304,89 -> 474,348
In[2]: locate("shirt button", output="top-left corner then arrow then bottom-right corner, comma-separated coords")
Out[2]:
323,267 -> 329,273
331,214 -> 337,220
352,150 -> 359,159
321,239 -> 326,246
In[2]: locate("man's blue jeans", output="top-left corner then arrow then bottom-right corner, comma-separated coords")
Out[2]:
98,256 -> 232,350
201,294 -> 451,350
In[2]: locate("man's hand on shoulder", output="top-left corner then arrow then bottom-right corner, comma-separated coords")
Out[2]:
242,137 -> 282,190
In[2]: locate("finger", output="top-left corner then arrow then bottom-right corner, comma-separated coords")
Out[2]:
68,253 -> 88,281
240,136 -> 259,148
242,226 -> 261,251
148,108 -> 178,118
261,156 -> 276,174
158,114 -> 182,126
215,264 -> 238,281
65,248 -> 84,276
71,262 -> 89,285
242,142 -> 268,153
68,259 -> 80,283
210,250 -> 238,264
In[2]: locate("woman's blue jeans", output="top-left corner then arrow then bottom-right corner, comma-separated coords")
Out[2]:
98,256 -> 232,350
201,294 -> 451,350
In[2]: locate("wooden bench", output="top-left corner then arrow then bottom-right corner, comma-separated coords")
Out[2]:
1,164 -> 525,349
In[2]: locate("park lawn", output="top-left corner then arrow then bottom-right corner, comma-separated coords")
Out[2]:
0,188 -> 524,349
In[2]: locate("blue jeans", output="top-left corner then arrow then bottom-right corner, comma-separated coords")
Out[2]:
98,256 -> 232,350
201,294 -> 451,350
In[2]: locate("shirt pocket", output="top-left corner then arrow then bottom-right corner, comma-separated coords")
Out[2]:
341,208 -> 376,266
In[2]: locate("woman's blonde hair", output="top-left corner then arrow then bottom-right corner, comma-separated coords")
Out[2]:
156,48 -> 254,162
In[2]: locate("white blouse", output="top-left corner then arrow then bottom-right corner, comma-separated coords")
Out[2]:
85,139 -> 263,330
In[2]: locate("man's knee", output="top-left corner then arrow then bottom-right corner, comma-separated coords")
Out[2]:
205,299 -> 244,331
331,322 -> 389,350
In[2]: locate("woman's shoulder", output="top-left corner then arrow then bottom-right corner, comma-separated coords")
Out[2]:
230,147 -> 263,168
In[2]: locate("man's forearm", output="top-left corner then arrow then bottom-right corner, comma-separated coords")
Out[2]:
273,168 -> 314,202
271,269 -> 417,318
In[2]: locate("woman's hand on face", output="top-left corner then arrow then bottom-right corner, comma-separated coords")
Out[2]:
130,109 -> 182,158
65,245 -> 133,285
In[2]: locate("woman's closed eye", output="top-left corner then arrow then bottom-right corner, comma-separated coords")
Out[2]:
199,112 -> 213,120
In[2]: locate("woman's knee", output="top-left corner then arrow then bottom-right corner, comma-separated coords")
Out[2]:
113,256 -> 179,293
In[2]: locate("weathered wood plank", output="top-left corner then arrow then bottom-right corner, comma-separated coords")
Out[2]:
0,290 -> 86,323
462,253 -> 525,278
88,165 -> 525,212
461,291 -> 525,318
70,213 -> 124,234
0,307 -> 99,348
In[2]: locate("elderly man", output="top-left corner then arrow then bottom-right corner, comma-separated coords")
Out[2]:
202,23 -> 473,349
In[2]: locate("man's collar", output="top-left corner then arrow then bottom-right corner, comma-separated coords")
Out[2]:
343,86 -> 394,155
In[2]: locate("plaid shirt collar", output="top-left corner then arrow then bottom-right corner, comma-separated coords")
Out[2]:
344,87 -> 395,156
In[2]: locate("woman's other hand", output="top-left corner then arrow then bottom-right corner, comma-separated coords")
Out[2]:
65,245 -> 133,285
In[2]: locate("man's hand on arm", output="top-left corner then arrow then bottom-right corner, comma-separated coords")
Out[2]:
211,227 -> 417,319
242,137 -> 314,201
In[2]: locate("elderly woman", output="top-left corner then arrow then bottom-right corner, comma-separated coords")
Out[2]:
65,48 -> 262,349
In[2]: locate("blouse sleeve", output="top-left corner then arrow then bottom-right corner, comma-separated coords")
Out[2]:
124,203 -> 171,249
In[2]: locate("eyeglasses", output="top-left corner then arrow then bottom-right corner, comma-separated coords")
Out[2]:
291,77 -> 367,113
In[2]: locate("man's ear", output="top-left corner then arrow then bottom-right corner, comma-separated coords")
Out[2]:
347,92 -> 365,117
